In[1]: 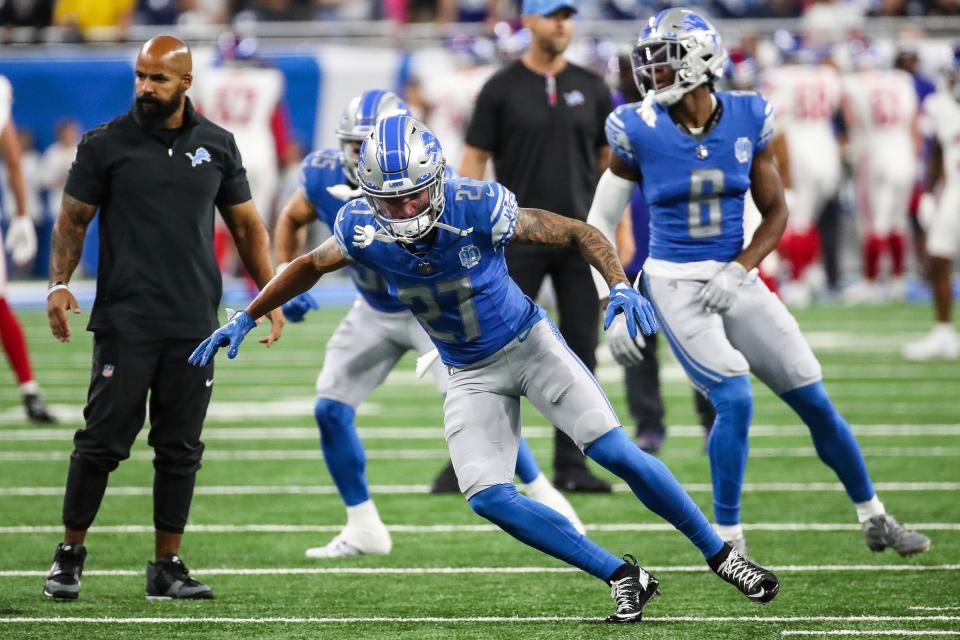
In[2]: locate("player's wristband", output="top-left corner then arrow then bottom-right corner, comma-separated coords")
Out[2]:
47,281 -> 69,298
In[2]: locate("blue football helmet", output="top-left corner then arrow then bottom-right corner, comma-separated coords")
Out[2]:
356,114 -> 447,243
336,90 -> 410,185
631,8 -> 727,106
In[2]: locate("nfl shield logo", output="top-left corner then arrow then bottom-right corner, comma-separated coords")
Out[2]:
735,137 -> 753,164
102,364 -> 115,378
459,244 -> 481,269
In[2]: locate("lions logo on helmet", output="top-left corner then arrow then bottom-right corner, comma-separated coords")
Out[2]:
336,90 -> 410,185
631,8 -> 727,106
357,114 -> 447,243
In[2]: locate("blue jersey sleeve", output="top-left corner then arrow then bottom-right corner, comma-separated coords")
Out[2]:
605,104 -> 641,173
332,201 -> 365,264
299,149 -> 341,206
449,178 -> 519,249
751,92 -> 776,152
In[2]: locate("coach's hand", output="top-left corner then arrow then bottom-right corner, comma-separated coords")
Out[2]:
607,313 -> 645,366
47,288 -> 81,343
281,291 -> 318,323
699,261 -> 748,315
188,310 -> 257,367
604,282 -> 658,338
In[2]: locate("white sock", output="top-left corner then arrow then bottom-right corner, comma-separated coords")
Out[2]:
19,380 -> 39,395
714,523 -> 744,541
855,496 -> 885,523
345,500 -> 385,529
934,322 -> 956,335
520,472 -> 551,497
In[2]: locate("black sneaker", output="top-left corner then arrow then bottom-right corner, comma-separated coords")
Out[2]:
146,555 -> 214,600
24,393 -> 57,424
606,555 -> 660,623
430,461 -> 460,494
43,543 -> 86,600
553,467 -> 612,493
708,543 -> 779,605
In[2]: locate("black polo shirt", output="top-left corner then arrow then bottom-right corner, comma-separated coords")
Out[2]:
65,98 -> 251,339
465,59 -> 612,220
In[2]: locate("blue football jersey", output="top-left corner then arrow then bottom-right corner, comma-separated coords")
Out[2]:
300,149 -> 403,312
333,177 -> 543,367
606,91 -> 775,263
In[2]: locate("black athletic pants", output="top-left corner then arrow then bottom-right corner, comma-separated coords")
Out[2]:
62,332 -> 214,533
506,243 -> 599,472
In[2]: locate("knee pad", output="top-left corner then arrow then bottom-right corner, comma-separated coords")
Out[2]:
468,484 -> 517,522
314,397 -> 356,439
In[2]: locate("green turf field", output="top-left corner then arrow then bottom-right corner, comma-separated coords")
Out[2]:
1,304 -> 958,639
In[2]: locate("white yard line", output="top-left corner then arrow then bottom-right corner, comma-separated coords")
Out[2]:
2,565 -> 958,578
0,615 -> 958,624
2,481 -> 957,497
2,423 -> 959,441
910,607 -> 960,611
2,446 -> 958,463
2,522 -> 959,535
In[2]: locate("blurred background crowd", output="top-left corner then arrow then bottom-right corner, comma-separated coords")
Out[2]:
0,1 -> 958,320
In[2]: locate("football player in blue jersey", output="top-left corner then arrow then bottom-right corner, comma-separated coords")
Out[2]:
271,90 -> 584,559
587,8 -> 930,559
191,113 -> 782,622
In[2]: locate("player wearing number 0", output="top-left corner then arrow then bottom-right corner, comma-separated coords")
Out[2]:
191,113 -> 783,622
273,90 -> 584,559
588,8 -> 930,559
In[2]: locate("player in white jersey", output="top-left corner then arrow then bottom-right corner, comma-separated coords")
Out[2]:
841,62 -> 920,303
193,33 -> 290,275
0,74 -> 55,423
903,50 -> 960,360
763,55 -> 842,306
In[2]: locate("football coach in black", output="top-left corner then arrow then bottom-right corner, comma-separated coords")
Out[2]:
434,0 -> 614,493
42,35 -> 283,601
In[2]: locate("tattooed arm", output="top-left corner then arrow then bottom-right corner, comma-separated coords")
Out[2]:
246,236 -> 348,320
512,208 -> 629,291
47,194 -> 98,342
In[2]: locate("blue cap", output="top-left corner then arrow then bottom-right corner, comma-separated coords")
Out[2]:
521,0 -> 577,16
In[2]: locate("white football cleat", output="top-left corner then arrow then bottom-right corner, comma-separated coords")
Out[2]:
305,525 -> 392,559
522,473 -> 587,535
843,280 -> 884,306
903,325 -> 959,361
779,280 -> 812,309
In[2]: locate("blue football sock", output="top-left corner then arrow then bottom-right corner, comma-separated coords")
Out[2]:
781,381 -> 874,503
515,437 -> 540,485
706,375 -> 753,526
468,483 -> 624,581
314,397 -> 369,506
586,427 -> 724,560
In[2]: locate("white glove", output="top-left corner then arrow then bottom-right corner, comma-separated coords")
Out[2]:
5,216 -> 36,266
698,261 -> 748,314
415,349 -> 441,379
606,313 -> 645,366
918,192 -> 936,231
327,184 -> 363,201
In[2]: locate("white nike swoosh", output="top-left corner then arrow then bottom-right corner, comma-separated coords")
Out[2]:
749,588 -> 765,599
205,379 -> 214,388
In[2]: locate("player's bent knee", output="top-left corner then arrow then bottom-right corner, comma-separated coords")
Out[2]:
314,397 -> 357,438
708,376 -> 753,432
468,484 -> 518,521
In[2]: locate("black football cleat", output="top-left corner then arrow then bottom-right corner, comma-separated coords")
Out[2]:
430,461 -> 460,494
43,543 -> 86,600
709,542 -> 779,605
553,467 -> 612,493
24,393 -> 57,424
606,555 -> 660,623
146,555 -> 214,600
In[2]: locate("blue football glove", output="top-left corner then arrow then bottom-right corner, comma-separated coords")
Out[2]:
188,310 -> 257,368
603,282 -> 658,338
282,291 -> 319,323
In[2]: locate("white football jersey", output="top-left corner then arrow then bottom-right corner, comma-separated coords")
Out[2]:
421,64 -> 497,169
192,63 -> 284,167
842,69 -> 917,158
922,90 -> 960,189
763,64 -> 841,133
0,75 -> 12,134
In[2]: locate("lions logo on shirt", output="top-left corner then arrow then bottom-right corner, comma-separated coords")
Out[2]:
186,147 -> 212,168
